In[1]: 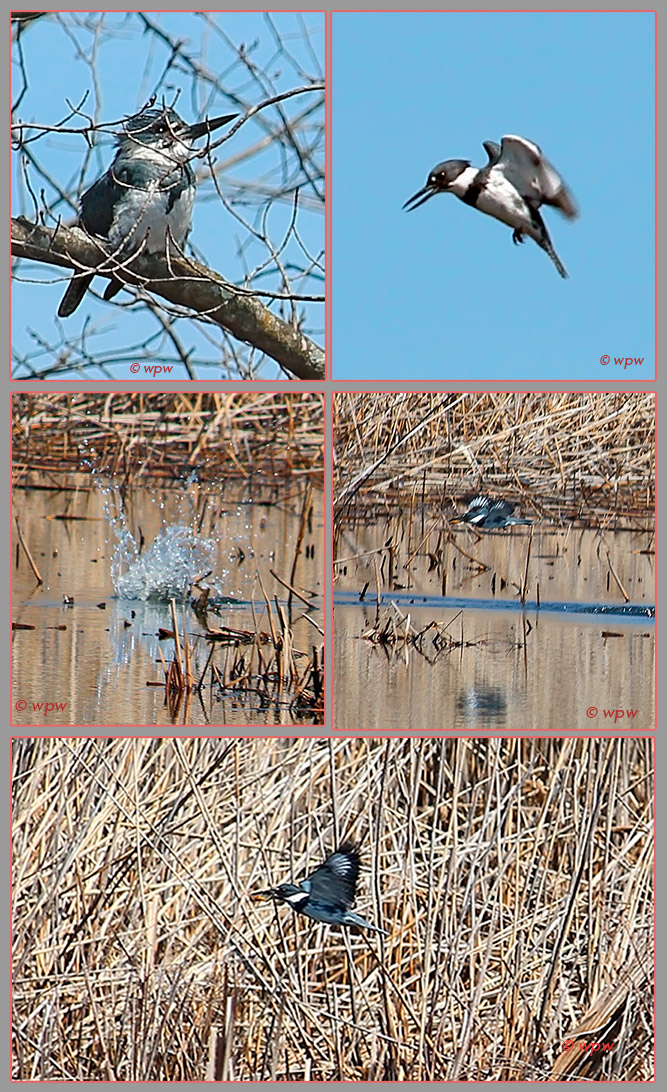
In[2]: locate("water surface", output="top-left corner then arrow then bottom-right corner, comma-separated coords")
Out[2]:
13,480 -> 323,727
334,519 -> 654,732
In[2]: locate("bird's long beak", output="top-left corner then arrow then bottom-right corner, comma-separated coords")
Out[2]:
402,183 -> 438,212
185,113 -> 237,141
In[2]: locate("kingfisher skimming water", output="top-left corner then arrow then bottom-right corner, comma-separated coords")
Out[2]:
58,104 -> 236,317
403,134 -> 577,278
452,495 -> 533,529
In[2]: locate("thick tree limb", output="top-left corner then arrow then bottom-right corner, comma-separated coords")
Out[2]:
12,217 -> 325,380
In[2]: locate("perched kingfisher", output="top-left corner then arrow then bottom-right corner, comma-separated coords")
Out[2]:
403,134 -> 577,278
452,495 -> 533,529
58,104 -> 236,317
252,841 -> 388,934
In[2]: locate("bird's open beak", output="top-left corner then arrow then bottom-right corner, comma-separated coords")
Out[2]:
251,889 -> 275,902
185,113 -> 237,141
402,183 -> 438,212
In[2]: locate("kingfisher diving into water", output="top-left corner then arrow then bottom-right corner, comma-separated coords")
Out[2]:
58,103 -> 236,317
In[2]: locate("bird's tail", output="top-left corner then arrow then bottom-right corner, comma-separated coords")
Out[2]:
538,231 -> 568,279
58,273 -> 124,317
58,273 -> 94,317
344,911 -> 388,935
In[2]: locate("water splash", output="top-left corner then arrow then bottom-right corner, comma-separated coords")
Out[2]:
78,442 -> 228,601
113,523 -> 220,601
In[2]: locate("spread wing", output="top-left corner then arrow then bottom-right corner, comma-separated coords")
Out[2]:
306,841 -> 360,909
467,495 -> 492,512
487,499 -> 516,518
495,135 -> 578,219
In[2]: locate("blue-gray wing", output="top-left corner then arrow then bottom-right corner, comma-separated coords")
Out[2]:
306,842 -> 360,909
497,135 -> 578,219
79,172 -> 117,237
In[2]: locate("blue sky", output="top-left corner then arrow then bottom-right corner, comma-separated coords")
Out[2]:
11,11 -> 324,380
332,11 -> 655,382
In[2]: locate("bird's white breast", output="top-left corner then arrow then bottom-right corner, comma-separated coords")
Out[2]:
108,181 -> 195,252
476,173 -> 540,240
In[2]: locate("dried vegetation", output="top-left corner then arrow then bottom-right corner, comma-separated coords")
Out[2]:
13,392 -> 324,484
334,393 -> 655,525
12,737 -> 653,1081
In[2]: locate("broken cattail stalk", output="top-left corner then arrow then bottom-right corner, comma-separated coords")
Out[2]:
520,525 -> 534,605
605,548 -> 630,602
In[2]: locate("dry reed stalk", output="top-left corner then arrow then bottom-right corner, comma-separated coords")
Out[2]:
605,547 -> 630,602
13,516 -> 43,585
519,525 -> 534,605
287,482 -> 313,617
169,598 -> 184,677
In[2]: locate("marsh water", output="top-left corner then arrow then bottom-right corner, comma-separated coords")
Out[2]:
334,517 -> 654,732
13,479 -> 323,727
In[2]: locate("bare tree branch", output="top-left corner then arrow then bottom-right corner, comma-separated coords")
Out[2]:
12,217 -> 324,380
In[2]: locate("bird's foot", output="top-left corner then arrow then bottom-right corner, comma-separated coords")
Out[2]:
512,230 -> 525,246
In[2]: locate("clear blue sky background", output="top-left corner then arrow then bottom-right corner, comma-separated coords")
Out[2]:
11,11 -> 324,380
332,11 -> 654,382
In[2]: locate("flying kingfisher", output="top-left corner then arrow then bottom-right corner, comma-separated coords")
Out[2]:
57,104 -> 236,317
252,841 -> 388,934
403,134 -> 577,278
452,495 -> 534,529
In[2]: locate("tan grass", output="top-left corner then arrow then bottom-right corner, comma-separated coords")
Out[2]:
13,392 -> 324,484
12,737 -> 653,1080
334,393 -> 654,524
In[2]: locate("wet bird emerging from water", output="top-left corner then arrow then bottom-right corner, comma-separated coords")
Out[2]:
452,495 -> 533,529
252,841 -> 387,934
403,134 -> 577,278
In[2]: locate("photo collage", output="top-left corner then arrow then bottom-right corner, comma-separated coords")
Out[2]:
10,9 -> 655,1082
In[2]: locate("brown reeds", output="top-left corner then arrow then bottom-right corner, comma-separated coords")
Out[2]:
334,393 -> 654,527
12,392 -> 324,485
12,738 -> 653,1081
159,588 -> 324,723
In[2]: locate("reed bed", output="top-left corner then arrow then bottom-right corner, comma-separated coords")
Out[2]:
12,738 -> 653,1081
334,393 -> 654,526
13,392 -> 324,484
158,588 -> 324,724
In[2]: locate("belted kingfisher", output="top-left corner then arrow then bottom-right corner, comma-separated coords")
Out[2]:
58,104 -> 236,317
403,134 -> 577,278
452,495 -> 533,529
252,841 -> 387,934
